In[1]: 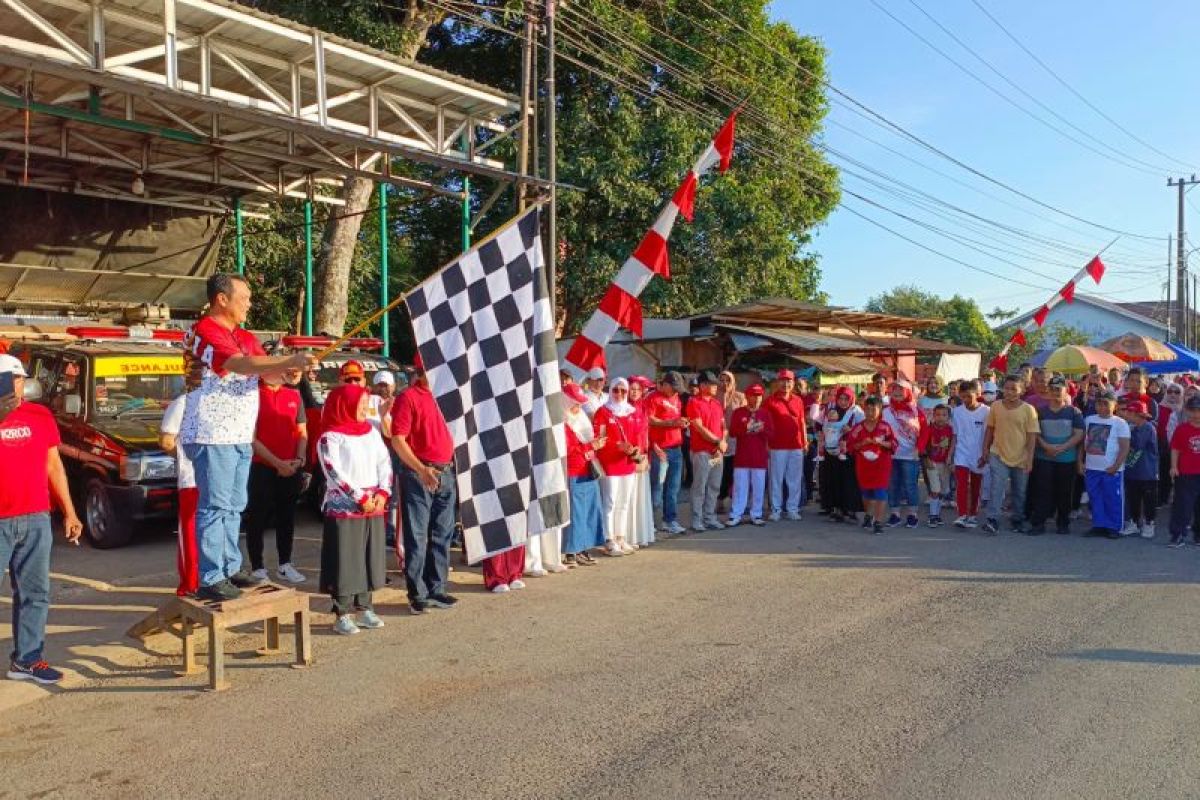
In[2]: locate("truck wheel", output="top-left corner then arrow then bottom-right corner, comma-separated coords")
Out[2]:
84,479 -> 133,549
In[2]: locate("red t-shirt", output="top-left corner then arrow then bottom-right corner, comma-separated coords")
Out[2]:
1170,421 -> 1200,475
189,315 -> 264,377
647,393 -> 683,449
764,392 -> 807,449
390,384 -> 454,464
592,407 -> 638,476
687,394 -> 725,454
925,421 -> 953,464
0,402 -> 61,519
729,406 -> 773,468
253,385 -> 306,465
565,425 -> 594,478
846,420 -> 896,490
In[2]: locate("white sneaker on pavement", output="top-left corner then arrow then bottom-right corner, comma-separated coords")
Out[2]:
768,511 -> 782,522
510,579 -> 526,589
358,609 -> 385,629
1141,522 -> 1156,539
692,523 -> 707,533
250,568 -> 270,582
706,519 -> 725,530
786,511 -> 802,521
953,515 -> 970,529
333,615 -> 360,636
491,584 -> 510,594
276,563 -> 306,584
667,521 -> 687,535
1120,520 -> 1139,537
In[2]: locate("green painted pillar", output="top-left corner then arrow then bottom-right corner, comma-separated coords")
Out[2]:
461,177 -> 471,253
304,199 -> 314,335
378,183 -> 390,357
233,197 -> 245,275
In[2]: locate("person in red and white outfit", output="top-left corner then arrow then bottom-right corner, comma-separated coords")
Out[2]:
160,392 -> 198,596
764,368 -> 808,521
593,378 -> 644,555
626,376 -> 656,547
688,370 -> 728,532
728,384 -> 773,526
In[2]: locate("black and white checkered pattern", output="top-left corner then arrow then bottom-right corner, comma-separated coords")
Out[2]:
405,207 -> 569,564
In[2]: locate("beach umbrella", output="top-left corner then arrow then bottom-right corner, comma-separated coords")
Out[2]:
1042,345 -> 1128,375
1096,332 -> 1175,363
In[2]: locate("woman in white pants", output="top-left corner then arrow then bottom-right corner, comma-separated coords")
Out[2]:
627,376 -> 656,547
728,384 -> 772,525
593,378 -> 643,555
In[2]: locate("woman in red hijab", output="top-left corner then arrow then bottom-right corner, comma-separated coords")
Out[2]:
317,384 -> 393,636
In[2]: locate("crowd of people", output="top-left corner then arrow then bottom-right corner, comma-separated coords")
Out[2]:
7,272 -> 1200,684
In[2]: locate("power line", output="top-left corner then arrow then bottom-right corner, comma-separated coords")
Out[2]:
969,0 -> 1200,173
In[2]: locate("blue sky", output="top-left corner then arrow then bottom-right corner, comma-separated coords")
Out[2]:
769,0 -> 1200,317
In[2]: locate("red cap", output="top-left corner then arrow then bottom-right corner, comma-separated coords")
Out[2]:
776,369 -> 795,380
1122,399 -> 1151,418
562,383 -> 588,404
339,360 -> 365,380
746,384 -> 765,397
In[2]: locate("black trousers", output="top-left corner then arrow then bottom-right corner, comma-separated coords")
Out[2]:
244,462 -> 302,571
1124,477 -> 1156,524
1029,459 -> 1075,529
1170,474 -> 1200,540
719,454 -> 735,500
1158,442 -> 1173,506
818,455 -> 862,516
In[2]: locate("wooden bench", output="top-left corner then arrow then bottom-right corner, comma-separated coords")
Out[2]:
127,583 -> 312,691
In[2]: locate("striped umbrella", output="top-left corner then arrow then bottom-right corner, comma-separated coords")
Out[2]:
1096,332 -> 1176,363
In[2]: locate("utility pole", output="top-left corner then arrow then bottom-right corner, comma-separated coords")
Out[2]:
1166,234 -> 1173,342
1168,176 -> 1199,344
517,1 -> 537,212
544,0 -> 558,324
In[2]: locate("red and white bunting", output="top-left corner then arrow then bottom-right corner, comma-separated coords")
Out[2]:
988,255 -> 1106,372
563,111 -> 738,375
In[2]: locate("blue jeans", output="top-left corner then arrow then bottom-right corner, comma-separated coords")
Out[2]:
987,453 -> 1029,524
401,466 -> 456,602
888,459 -> 921,511
651,446 -> 683,524
185,443 -> 251,587
0,513 -> 52,665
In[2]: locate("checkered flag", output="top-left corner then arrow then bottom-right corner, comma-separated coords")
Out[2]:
404,206 -> 569,564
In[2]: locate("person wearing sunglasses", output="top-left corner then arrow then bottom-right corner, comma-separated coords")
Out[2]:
339,360 -> 366,385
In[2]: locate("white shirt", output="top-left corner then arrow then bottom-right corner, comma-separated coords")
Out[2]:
1083,414 -> 1130,472
365,394 -> 388,436
161,396 -> 196,489
317,430 -> 394,515
951,403 -> 990,472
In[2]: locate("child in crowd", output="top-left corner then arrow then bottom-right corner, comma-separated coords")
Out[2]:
846,396 -> 896,535
883,382 -> 928,529
923,404 -> 954,528
1120,400 -> 1158,539
951,380 -> 989,529
727,384 -> 772,526
317,384 -> 393,635
1169,395 -> 1200,548
1080,390 -> 1130,540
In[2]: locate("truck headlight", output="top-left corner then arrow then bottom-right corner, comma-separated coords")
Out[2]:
120,454 -> 177,482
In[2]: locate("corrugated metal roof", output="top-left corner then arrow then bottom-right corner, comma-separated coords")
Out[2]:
790,353 -> 880,375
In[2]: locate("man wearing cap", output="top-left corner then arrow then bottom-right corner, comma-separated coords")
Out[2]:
339,360 -> 366,386
728,384 -> 773,526
687,370 -> 728,531
764,369 -> 809,521
582,367 -> 606,418
390,354 -> 458,614
0,354 -> 83,684
181,274 -> 315,602
648,371 -> 688,535
1028,375 -> 1083,535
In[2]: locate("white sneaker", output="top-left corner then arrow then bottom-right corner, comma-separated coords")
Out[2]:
526,567 -> 547,577
768,511 -> 782,522
604,543 -> 625,557
546,563 -> 569,573
491,583 -> 511,594
786,511 -> 802,521
667,521 -> 687,535
621,543 -> 637,554
692,523 -> 707,533
727,516 -> 741,527
276,563 -> 306,584
250,568 -> 269,582
706,519 -> 725,530
1141,522 -> 1156,539
1120,520 -> 1139,537
965,516 -> 978,529
358,609 -> 385,629
510,579 -> 526,589
333,615 -> 360,636
953,515 -> 970,529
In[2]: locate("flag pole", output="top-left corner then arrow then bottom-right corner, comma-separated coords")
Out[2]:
314,200 -> 549,360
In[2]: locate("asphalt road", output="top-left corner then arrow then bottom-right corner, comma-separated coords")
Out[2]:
2,510 -> 1199,799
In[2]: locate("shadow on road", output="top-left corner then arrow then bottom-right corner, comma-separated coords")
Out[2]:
1057,648 -> 1200,666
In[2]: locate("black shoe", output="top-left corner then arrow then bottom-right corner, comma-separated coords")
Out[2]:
1085,527 -> 1104,538
409,598 -> 428,615
1056,526 -> 1070,535
861,515 -> 873,530
229,571 -> 265,589
196,581 -> 241,602
1025,524 -> 1045,536
426,593 -> 459,609
982,519 -> 999,535
1105,529 -> 1121,540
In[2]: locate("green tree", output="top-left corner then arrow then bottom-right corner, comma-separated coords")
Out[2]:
865,286 -> 997,352
993,321 -> 1092,367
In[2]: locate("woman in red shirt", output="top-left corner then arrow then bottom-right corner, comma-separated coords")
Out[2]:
561,383 -> 606,567
627,377 -> 656,548
846,396 -> 897,535
593,378 -> 644,556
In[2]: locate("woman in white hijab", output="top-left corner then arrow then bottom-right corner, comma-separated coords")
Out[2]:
1161,380 -> 1184,504
593,378 -> 643,555
627,377 -> 656,548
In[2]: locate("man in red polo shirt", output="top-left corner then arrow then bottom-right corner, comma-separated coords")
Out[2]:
764,368 -> 808,521
390,354 -> 458,615
687,369 -> 727,532
648,370 -> 688,535
244,367 -> 308,584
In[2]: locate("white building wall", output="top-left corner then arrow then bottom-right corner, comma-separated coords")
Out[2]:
1010,302 -> 1166,345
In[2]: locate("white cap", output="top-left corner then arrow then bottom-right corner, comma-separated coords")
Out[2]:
0,354 -> 27,378
586,367 -> 606,381
372,370 -> 396,386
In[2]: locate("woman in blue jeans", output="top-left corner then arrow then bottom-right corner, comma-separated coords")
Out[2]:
883,382 -> 929,528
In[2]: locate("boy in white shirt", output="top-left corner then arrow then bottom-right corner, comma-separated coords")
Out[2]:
950,380 -> 990,529
1080,389 -> 1131,540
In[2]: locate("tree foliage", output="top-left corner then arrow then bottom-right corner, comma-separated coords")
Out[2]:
216,0 -> 840,346
865,285 -> 996,353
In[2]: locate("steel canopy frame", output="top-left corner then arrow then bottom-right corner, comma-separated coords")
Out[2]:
0,0 -> 536,213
